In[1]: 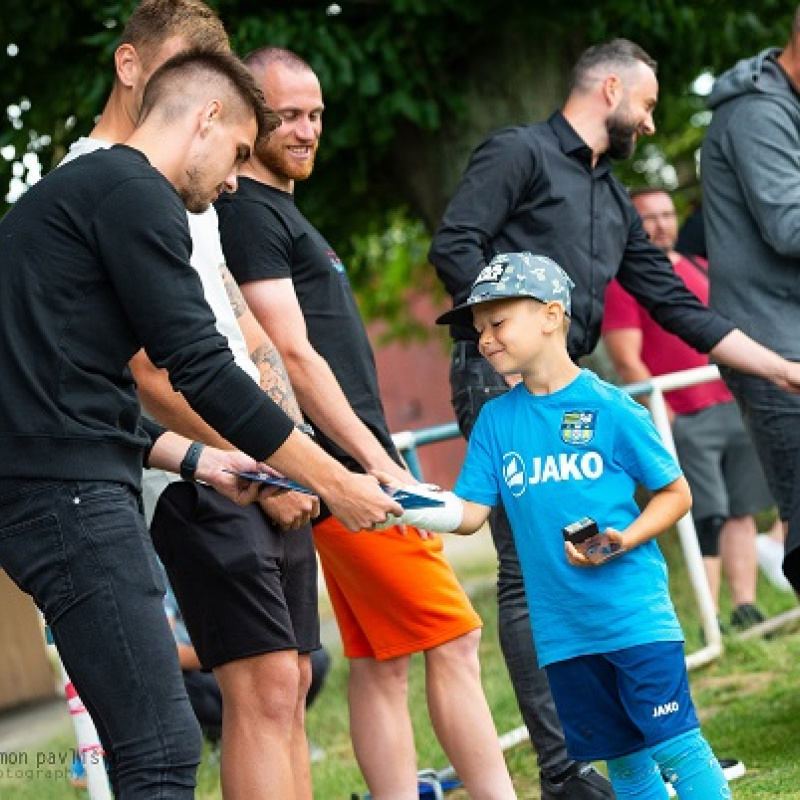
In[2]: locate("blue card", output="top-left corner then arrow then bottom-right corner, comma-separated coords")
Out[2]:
223,470 -> 316,495
224,471 -> 444,508
384,486 -> 445,509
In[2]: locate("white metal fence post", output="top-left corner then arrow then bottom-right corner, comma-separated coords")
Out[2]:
645,373 -> 723,667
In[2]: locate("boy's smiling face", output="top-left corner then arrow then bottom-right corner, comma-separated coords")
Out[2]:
473,297 -> 548,375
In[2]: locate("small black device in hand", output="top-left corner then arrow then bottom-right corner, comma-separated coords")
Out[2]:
562,517 -> 599,544
562,517 -> 622,563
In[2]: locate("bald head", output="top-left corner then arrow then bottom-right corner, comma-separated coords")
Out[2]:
244,46 -> 314,81
240,46 -> 323,190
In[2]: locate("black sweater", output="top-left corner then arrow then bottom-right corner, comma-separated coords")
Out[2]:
0,146 -> 293,487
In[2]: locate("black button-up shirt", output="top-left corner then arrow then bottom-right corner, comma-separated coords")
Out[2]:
429,110 -> 733,359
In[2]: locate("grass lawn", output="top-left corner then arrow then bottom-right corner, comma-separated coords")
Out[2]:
2,524 -> 799,799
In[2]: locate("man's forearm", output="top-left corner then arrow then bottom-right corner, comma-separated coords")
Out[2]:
250,340 -> 304,424
286,349 -> 409,478
429,240 -> 487,303
710,329 -> 794,387
131,350 -> 231,449
221,264 -> 305,425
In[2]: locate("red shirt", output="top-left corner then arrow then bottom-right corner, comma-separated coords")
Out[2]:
602,254 -> 732,414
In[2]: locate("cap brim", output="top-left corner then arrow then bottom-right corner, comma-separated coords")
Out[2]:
435,301 -> 476,326
436,292 -> 532,326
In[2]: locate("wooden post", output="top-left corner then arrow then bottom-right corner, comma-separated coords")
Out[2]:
0,570 -> 57,711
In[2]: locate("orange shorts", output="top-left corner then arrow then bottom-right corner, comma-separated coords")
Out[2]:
313,516 -> 482,660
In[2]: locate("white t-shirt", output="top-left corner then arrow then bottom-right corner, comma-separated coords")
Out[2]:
62,138 -> 261,520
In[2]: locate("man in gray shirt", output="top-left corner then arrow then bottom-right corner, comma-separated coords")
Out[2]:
702,6 -> 800,591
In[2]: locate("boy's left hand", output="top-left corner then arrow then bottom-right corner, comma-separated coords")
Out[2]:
565,527 -> 625,567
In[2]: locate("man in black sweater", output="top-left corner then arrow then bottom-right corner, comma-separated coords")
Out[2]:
61,5 -> 332,797
0,50 -> 400,800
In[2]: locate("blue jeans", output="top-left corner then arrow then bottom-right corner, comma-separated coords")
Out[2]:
449,342 -> 572,776
719,367 -> 800,591
0,479 -> 202,799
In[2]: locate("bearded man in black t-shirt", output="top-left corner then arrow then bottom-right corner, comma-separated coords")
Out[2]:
217,47 -> 518,800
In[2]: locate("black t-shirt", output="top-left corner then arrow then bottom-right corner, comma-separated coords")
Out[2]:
216,178 -> 400,472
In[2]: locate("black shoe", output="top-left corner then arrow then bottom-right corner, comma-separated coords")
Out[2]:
730,603 -> 765,630
719,758 -> 746,781
541,762 -> 615,799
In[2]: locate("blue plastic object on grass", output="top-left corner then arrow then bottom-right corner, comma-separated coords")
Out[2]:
356,770 -> 463,799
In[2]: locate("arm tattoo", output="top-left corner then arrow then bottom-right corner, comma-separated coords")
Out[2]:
219,264 -> 248,319
252,343 -> 304,424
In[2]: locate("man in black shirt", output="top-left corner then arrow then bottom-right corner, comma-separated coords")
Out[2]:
430,38 -> 800,800
0,50 -> 400,800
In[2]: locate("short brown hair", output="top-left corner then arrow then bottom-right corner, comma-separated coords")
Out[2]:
571,38 -> 657,93
120,0 -> 229,68
139,49 -> 280,141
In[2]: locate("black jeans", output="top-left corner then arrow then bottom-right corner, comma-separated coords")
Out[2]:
720,366 -> 800,590
0,479 -> 202,799
450,341 -> 572,776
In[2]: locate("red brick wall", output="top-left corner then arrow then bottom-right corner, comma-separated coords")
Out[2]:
368,293 -> 465,488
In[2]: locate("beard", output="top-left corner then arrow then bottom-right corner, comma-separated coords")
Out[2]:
179,169 -> 214,214
181,192 -> 211,214
605,110 -> 638,161
256,139 -> 316,183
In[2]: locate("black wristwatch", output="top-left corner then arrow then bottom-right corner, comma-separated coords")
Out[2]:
180,441 -> 205,482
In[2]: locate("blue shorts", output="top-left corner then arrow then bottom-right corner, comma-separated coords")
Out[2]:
545,642 -> 699,761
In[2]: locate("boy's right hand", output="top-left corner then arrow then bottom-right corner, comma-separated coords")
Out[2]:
565,527 -> 625,567
368,469 -> 434,538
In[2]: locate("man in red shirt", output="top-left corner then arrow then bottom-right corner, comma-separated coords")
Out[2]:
602,188 -> 776,627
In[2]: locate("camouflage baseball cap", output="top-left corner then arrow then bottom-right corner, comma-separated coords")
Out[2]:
436,252 -> 575,326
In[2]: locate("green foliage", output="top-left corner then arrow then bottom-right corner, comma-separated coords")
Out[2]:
344,209 -> 436,341
596,0 -> 795,203
2,0 -> 799,327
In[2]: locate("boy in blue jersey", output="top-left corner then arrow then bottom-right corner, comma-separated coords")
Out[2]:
376,251 -> 730,799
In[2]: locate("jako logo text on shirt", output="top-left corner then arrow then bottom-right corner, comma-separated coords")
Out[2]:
530,452 -> 603,485
502,452 -> 604,496
652,701 -> 679,718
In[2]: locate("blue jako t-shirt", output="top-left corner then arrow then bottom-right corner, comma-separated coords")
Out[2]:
455,369 -> 684,667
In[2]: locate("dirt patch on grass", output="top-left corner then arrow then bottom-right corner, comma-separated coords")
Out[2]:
692,671 -> 776,719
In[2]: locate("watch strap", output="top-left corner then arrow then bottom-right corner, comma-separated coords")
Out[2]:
180,441 -> 205,482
